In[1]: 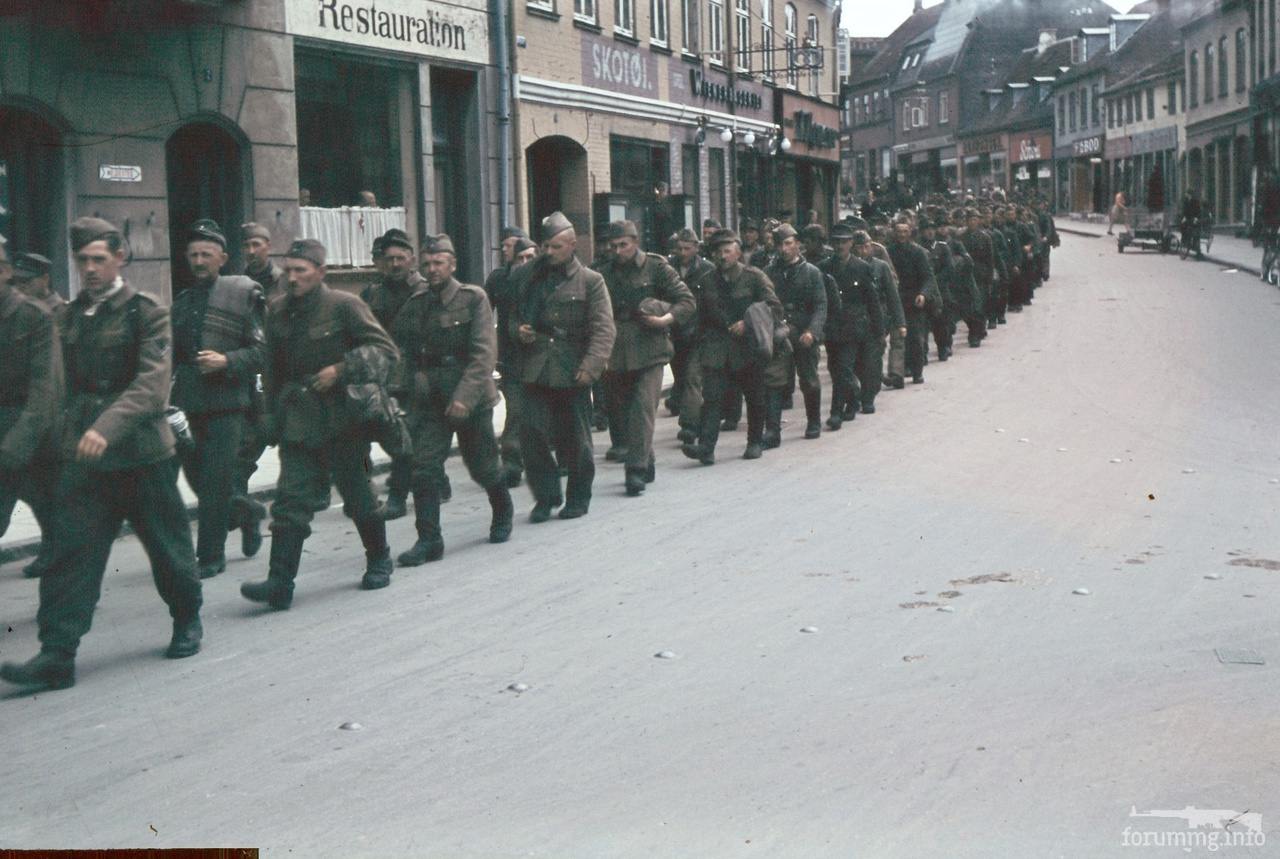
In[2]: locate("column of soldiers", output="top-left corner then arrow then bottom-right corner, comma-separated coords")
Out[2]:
0,194 -> 1056,692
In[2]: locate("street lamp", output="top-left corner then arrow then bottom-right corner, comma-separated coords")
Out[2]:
780,137 -> 792,152
720,127 -> 734,143
743,130 -> 756,146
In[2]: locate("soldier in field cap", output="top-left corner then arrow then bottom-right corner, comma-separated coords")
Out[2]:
597,219 -> 694,496
11,252 -> 61,312
3,215 -> 205,692
240,236 -> 400,610
511,211 -> 615,522
391,232 -> 514,565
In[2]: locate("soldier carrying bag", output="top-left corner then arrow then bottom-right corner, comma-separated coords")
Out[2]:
343,343 -> 412,458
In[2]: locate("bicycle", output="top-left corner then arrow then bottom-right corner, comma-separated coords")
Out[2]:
1260,226 -> 1280,286
1178,212 -> 1215,260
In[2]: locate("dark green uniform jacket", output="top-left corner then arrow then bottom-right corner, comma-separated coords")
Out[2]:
170,275 -> 265,416
0,286 -> 62,469
694,263 -> 783,371
601,251 -> 696,372
512,256 -> 616,388
393,277 -> 500,413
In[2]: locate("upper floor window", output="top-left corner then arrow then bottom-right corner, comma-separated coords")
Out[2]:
1058,95 -> 1066,133
1068,90 -> 1077,132
1146,87 -> 1155,118
1167,80 -> 1177,114
806,14 -> 819,96
528,0 -> 555,13
784,4 -> 797,88
1091,83 -> 1101,125
574,0 -> 596,23
1189,50 -> 1199,108
708,0 -> 725,64
760,0 -> 774,80
735,0 -> 751,70
651,0 -> 669,43
1218,36 -> 1229,97
939,91 -> 949,124
681,0 -> 699,53
1236,28 -> 1247,92
615,0 -> 635,35
1204,42 -> 1214,102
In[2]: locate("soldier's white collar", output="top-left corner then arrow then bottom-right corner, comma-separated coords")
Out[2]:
84,276 -> 124,316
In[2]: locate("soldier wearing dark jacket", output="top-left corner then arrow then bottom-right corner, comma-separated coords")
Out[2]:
764,224 -> 828,444
240,239 -> 400,611
919,216 -> 955,363
2,217 -> 204,692
484,226 -> 531,488
512,212 -> 616,522
1036,202 -> 1058,281
960,209 -> 997,339
855,234 -> 903,412
985,210 -> 1013,326
822,225 -> 885,428
681,229 -> 783,464
599,221 -> 695,495
361,228 -> 426,520
393,234 -> 514,565
668,229 -> 715,442
947,210 -> 986,348
887,219 -> 939,385
170,220 -> 265,579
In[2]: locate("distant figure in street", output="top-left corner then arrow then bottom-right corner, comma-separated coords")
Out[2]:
1108,191 -> 1127,235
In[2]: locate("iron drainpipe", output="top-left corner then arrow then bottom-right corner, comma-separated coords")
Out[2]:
494,0 -> 513,231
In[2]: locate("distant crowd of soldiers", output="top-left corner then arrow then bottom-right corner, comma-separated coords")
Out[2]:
0,191 -> 1058,691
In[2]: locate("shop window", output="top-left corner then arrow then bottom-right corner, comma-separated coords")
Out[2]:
1236,29 -> 1247,92
735,0 -> 751,70
616,0 -> 635,36
707,147 -> 726,226
575,0 -> 596,23
1219,36 -> 1229,98
760,0 -> 774,80
295,52 -> 407,211
681,0 -> 699,52
611,136 -> 670,197
431,68 -> 480,281
681,144 -> 701,228
651,0 -> 668,44
0,108 -> 63,283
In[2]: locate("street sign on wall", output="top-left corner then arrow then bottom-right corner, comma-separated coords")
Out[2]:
99,164 -> 143,183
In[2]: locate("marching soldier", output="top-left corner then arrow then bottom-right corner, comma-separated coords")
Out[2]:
2,217 -> 204,691
960,208 -> 997,345
230,221 -> 284,558
240,239 -> 399,610
681,228 -> 782,464
946,210 -> 986,349
484,226 -> 532,488
668,229 -> 714,443
918,215 -> 955,362
764,224 -> 827,444
887,218 -> 939,385
989,207 -> 1017,321
854,230 -> 904,414
598,220 -> 695,496
511,212 -> 616,522
0,243 -> 62,581
393,234 -> 514,565
170,220 -> 265,579
822,224 -> 885,429
361,228 -> 427,520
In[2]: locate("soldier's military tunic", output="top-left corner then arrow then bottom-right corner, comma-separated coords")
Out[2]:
38,280 -> 202,657
393,276 -> 502,496
986,225 -> 1013,325
763,254 -> 827,430
960,227 -> 997,332
233,260 -> 286,520
869,241 -> 906,383
0,285 -> 62,569
512,256 -> 616,509
361,272 -> 424,502
693,262 -> 782,452
170,275 -> 264,569
264,284 -> 399,537
821,253 -> 885,417
946,234 -> 986,347
924,237 -> 956,360
600,250 -> 695,477
669,254 -> 715,435
484,258 -> 526,476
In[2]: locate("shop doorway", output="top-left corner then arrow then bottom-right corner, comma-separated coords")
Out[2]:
430,67 -> 481,282
0,105 -> 65,292
166,121 -> 248,291
526,135 -> 589,241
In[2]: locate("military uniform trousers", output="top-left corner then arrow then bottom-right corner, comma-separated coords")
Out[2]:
520,384 -> 595,507
232,401 -> 268,522
904,305 -> 930,378
0,461 -> 57,553
603,364 -> 665,472
886,327 -> 906,382
408,401 -> 502,495
177,411 -> 244,565
669,338 -> 703,432
987,276 -> 1009,324
826,336 -> 883,413
765,340 -> 820,393
38,458 -> 202,656
271,436 -> 381,538
930,301 -> 953,358
698,363 -> 765,451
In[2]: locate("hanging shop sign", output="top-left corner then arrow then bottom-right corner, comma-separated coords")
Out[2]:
285,0 -> 489,64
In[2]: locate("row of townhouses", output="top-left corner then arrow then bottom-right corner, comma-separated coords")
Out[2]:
841,0 -> 1280,230
0,0 -> 841,299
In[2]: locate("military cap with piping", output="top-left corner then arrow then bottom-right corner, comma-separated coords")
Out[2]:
241,222 -> 272,242
773,223 -> 799,242
69,216 -> 121,252
706,228 -> 741,247
12,252 -> 52,278
605,220 -> 639,240
829,223 -> 855,241
187,218 -> 227,249
539,211 -> 574,242
422,233 -> 456,256
381,228 -> 414,253
285,238 -> 326,267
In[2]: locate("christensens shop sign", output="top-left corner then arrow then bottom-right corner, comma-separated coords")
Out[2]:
285,0 -> 489,64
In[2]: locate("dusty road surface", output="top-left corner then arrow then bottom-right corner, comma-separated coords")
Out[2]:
3,236 -> 1279,857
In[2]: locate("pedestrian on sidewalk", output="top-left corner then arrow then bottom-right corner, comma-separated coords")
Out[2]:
2,216 -> 205,692
1108,192 -> 1127,236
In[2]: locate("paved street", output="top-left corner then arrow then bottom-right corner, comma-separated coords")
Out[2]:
3,234 -> 1279,857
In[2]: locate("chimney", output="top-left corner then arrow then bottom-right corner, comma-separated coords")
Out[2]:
1037,29 -> 1057,54
914,0 -> 924,12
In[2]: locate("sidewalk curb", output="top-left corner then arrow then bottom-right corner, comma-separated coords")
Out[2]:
1058,226 -> 1262,276
0,459 -> 395,567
